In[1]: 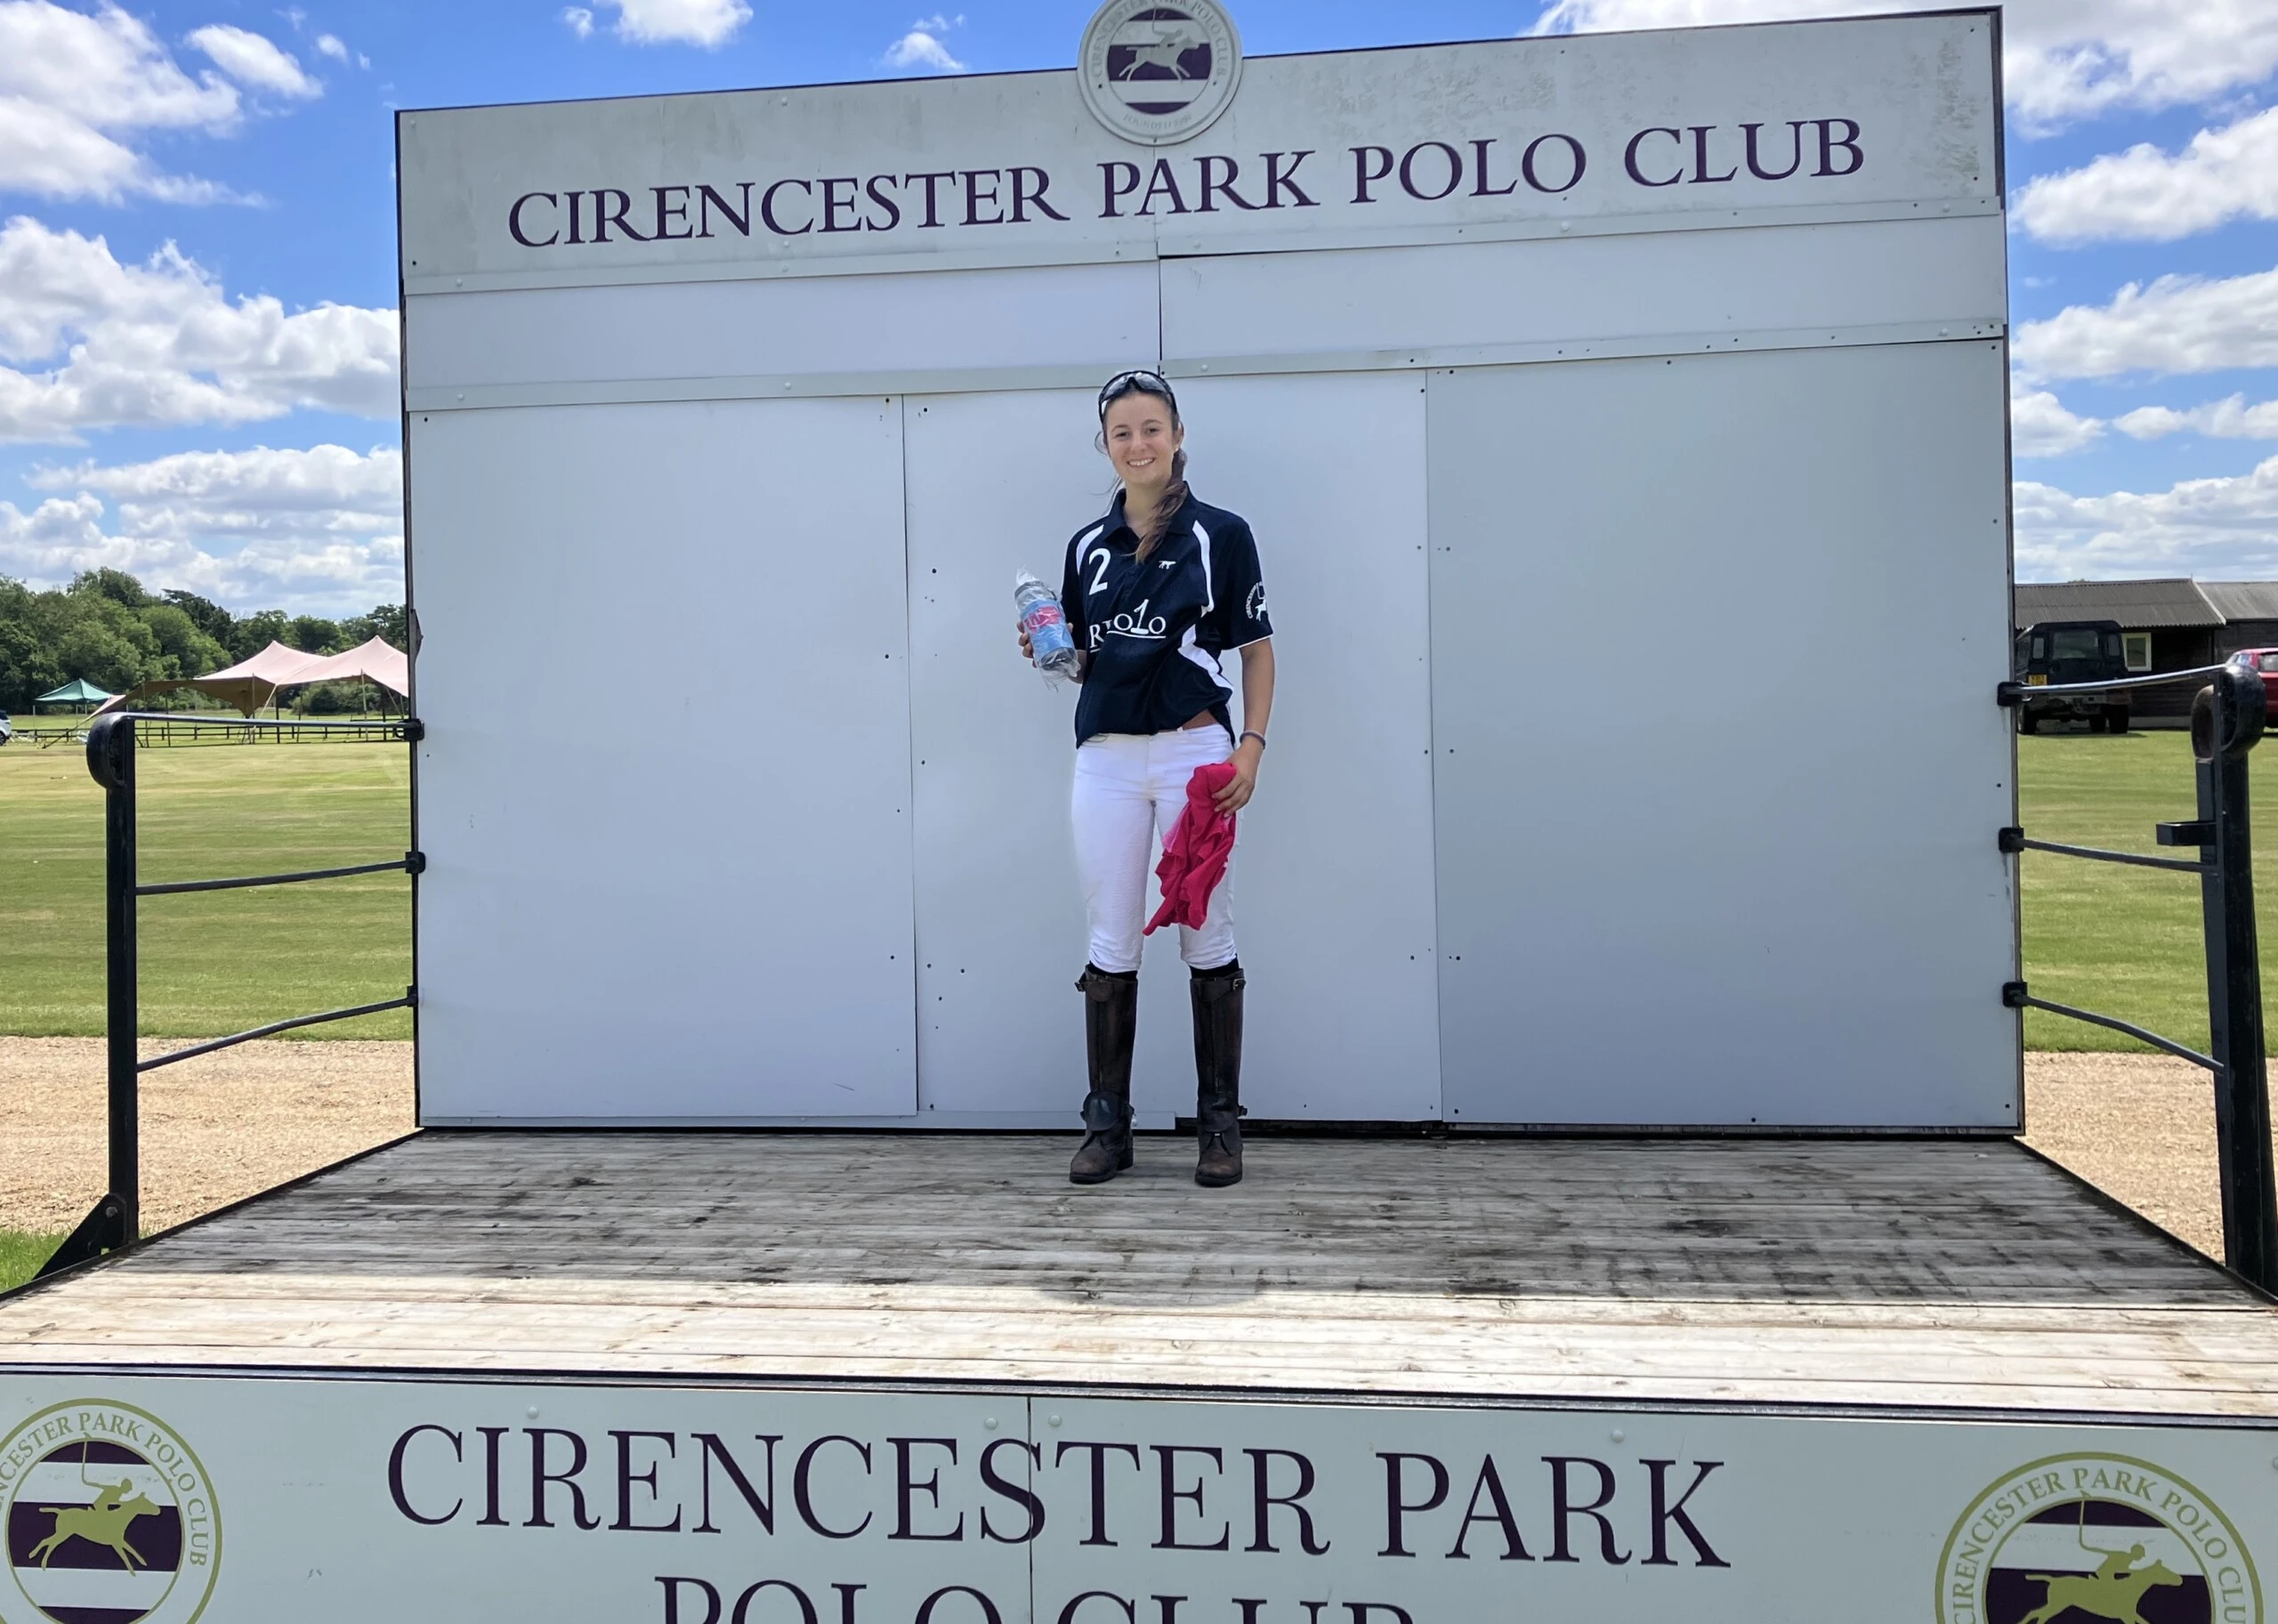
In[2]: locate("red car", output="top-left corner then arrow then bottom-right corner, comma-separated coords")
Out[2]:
2225,648 -> 2278,721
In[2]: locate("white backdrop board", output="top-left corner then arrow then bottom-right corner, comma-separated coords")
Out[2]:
901,376 -> 1440,1125
1427,343 -> 2019,1128
411,397 -> 918,1121
400,7 -> 2016,1127
904,389 -> 1111,1123
1148,374 -> 1441,1123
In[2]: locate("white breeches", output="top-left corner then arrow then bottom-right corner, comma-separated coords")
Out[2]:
1071,728 -> 1239,974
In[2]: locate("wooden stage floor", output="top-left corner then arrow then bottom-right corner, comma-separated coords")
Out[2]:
4,1133 -> 2274,1418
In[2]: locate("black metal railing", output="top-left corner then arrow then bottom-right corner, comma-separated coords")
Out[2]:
14,714 -> 405,749
36,711 -> 423,1280
1999,662 -> 2278,1291
111,714 -> 409,747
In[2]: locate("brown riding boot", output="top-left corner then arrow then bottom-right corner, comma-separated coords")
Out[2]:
1191,963 -> 1246,1187
1070,966 -> 1138,1184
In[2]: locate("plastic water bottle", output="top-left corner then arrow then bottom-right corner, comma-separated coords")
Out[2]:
1015,572 -> 1080,684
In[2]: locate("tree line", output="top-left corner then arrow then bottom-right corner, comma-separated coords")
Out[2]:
0,569 -> 407,714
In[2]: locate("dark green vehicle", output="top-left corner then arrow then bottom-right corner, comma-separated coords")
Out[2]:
2014,619 -> 2130,733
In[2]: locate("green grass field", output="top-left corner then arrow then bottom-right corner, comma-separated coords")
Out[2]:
2014,727 -> 2278,1052
0,1231 -> 63,1292
1,735 -> 412,1040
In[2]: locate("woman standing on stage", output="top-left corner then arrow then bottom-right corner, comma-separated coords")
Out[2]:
1018,369 -> 1277,1188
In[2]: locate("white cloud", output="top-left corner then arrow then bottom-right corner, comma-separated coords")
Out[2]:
2014,106 -> 2278,245
2,443 -> 403,612
2016,454 -> 2278,579
1530,0 -> 2278,132
0,215 -> 399,444
186,24 -> 319,99
31,441 -> 400,520
314,32 -> 347,61
594,0 -> 750,47
2011,388 -> 2104,456
885,28 -> 964,72
2012,266 -> 2278,382
2116,395 -> 2278,442
0,1 -> 255,202
0,4 -> 237,127
561,6 -> 594,38
0,97 -> 210,203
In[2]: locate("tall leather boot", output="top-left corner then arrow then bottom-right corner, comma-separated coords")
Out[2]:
1191,963 -> 1246,1187
1070,966 -> 1137,1184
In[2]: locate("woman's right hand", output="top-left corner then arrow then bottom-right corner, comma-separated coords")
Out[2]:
1015,621 -> 1035,663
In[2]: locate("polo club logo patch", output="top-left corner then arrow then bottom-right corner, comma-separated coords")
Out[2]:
1935,1453 -> 2259,1624
1078,0 -> 1243,145
2,1401 -> 221,1624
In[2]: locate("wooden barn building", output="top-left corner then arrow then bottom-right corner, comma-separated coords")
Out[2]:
2015,577 -> 2278,722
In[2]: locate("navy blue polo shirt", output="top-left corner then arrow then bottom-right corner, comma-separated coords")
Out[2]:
1061,490 -> 1273,746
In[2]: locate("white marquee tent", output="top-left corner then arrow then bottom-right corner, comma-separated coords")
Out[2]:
97,637 -> 409,717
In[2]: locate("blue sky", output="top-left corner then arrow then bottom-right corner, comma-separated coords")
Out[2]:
3,0 -> 2277,613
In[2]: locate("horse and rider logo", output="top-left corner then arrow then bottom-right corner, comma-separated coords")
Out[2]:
1078,0 -> 1242,145
1,1401 -> 221,1624
23,1475 -> 163,1571
1936,1453 -> 2260,1624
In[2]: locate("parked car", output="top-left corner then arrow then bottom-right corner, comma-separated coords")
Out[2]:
2014,619 -> 2131,733
0,715 -> 11,746
2225,648 -> 2278,723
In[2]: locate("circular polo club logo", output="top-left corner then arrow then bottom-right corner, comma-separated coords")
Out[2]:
1078,0 -> 1242,145
1936,1454 -> 2259,1624
2,1402 -> 220,1624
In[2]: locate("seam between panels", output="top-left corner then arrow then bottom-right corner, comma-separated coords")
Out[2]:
899,393 -> 925,1114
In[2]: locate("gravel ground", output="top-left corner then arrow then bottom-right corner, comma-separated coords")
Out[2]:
0,1039 -> 2262,1263
2020,1050 -> 2250,1263
1,1038 -> 414,1235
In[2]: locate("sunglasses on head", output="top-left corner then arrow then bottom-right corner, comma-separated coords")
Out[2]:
1097,368 -> 1177,420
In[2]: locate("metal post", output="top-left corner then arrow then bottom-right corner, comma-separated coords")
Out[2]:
87,713 -> 139,1242
2194,668 -> 2278,1290
103,716 -> 139,1241
40,715 -> 140,1277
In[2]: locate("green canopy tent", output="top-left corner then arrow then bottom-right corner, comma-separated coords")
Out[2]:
33,678 -> 117,713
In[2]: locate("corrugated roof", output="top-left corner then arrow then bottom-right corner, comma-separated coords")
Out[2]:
2013,578 -> 2222,629
2201,581 -> 2278,622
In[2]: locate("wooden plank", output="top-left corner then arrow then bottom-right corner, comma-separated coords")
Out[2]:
2,1132 -> 2271,1416
26,1273 -> 2272,1337
14,1300 -> 2273,1387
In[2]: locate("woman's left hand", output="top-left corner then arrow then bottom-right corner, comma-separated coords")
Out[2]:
1215,739 -> 1263,815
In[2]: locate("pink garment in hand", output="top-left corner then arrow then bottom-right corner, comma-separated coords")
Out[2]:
1144,761 -> 1239,935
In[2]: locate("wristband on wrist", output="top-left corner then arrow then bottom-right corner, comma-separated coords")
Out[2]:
1240,731 -> 1267,749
